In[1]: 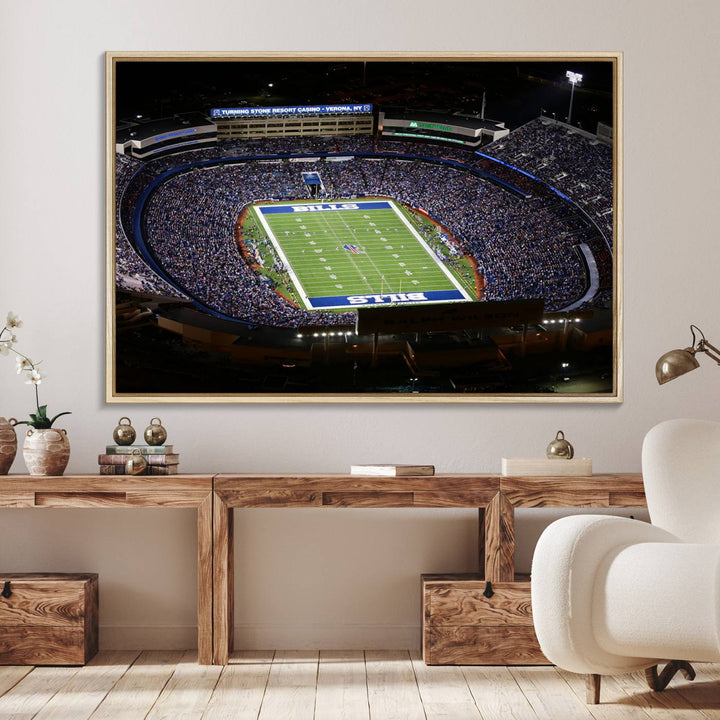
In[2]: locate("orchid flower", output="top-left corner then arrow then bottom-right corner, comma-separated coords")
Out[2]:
0,312 -> 71,429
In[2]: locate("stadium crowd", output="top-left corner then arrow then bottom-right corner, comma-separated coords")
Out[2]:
117,117 -> 613,327
486,118 -> 614,244
115,155 -> 187,298
142,164 -> 355,327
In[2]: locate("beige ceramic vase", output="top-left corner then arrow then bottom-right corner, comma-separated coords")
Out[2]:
22,427 -> 70,476
0,417 -> 18,475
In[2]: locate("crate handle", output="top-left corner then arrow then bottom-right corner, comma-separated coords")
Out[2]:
483,581 -> 494,599
1,581 -> 10,599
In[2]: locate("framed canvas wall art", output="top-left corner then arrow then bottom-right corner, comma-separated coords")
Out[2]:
106,52 -> 622,403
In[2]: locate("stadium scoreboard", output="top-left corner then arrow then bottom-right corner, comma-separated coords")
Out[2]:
212,104 -> 375,140
356,299 -> 545,334
210,104 -> 373,118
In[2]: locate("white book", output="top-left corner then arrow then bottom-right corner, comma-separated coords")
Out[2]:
350,464 -> 435,477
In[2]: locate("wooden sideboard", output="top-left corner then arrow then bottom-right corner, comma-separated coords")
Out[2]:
1,473 -> 646,665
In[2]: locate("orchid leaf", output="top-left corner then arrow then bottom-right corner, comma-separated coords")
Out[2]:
49,411 -> 72,427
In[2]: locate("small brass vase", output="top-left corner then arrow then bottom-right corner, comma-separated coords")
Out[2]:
144,418 -> 167,446
112,417 -> 136,446
125,449 -> 147,475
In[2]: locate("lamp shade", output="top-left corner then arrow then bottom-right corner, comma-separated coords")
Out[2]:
655,348 -> 700,385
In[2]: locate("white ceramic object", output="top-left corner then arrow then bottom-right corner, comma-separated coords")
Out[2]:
22,427 -> 70,476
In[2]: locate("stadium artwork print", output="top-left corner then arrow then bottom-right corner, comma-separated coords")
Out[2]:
107,52 -> 622,403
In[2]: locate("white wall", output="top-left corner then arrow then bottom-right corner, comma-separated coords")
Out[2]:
1,0 -> 719,650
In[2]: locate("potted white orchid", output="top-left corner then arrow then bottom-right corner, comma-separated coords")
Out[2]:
0,312 -> 71,475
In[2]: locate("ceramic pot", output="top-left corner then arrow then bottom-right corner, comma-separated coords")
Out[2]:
22,428 -> 70,476
0,417 -> 18,475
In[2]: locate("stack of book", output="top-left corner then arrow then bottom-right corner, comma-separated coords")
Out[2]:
98,445 -> 180,475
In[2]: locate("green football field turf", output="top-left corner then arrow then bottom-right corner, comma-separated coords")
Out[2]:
252,199 -> 473,310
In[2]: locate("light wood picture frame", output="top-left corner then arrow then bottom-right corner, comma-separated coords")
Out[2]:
107,52 -> 622,403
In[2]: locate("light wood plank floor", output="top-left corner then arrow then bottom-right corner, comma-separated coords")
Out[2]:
0,651 -> 717,720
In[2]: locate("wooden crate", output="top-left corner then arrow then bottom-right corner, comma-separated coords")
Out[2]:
0,573 -> 98,665
422,573 -> 548,665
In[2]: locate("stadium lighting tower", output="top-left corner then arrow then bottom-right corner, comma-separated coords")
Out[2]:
566,70 -> 583,125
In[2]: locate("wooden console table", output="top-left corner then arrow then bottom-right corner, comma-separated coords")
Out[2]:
0,475 -> 214,665
1,473 -> 647,666
212,473 -> 645,665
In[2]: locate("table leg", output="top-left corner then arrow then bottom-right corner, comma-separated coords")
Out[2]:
478,507 -> 486,577
483,492 -> 515,582
197,493 -> 213,665
213,493 -> 234,665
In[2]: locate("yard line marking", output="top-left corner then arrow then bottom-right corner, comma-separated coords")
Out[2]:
386,199 -> 473,301
254,204 -> 313,310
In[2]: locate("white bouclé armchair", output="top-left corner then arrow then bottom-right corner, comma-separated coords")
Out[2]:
531,418 -> 720,703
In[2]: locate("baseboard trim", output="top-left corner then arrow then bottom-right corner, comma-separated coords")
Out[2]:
233,623 -> 421,650
99,623 -> 421,650
100,625 -> 198,650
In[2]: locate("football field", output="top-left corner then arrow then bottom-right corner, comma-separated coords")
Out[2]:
253,199 -> 474,310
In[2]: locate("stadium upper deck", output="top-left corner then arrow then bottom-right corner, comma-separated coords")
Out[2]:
116,112 -> 217,160
379,108 -> 509,148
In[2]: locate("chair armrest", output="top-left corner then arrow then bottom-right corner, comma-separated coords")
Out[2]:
594,540 -> 720,662
531,515 -> 679,674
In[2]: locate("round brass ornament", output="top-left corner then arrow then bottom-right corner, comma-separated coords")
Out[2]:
144,418 -> 167,446
546,430 -> 574,459
113,417 -> 136,446
125,448 -> 147,475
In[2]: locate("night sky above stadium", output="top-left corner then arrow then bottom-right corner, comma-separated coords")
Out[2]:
116,59 -> 614,131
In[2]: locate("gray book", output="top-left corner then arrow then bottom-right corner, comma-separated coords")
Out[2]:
105,445 -> 174,454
